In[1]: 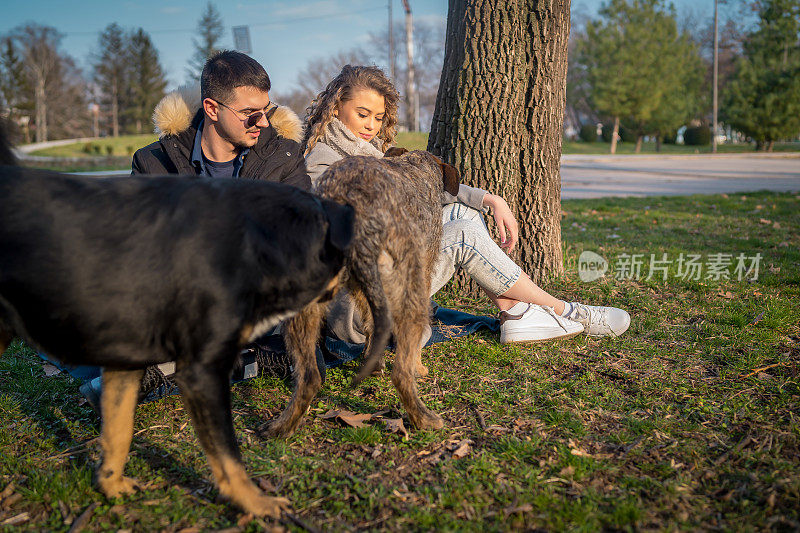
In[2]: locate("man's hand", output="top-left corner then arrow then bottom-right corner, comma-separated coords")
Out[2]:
482,193 -> 519,253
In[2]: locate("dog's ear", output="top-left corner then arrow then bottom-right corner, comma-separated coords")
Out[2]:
440,162 -> 461,197
428,153 -> 461,196
320,198 -> 355,252
384,147 -> 408,158
430,155 -> 461,197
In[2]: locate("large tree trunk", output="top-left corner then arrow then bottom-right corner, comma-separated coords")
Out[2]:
35,73 -> 47,143
428,0 -> 571,291
635,135 -> 643,153
112,81 -> 119,138
610,116 -> 619,154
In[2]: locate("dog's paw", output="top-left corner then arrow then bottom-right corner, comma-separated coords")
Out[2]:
259,419 -> 296,439
245,494 -> 291,518
369,357 -> 386,377
98,475 -> 141,498
414,363 -> 429,378
415,412 -> 444,430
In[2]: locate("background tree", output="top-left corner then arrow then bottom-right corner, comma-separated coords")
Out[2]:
428,0 -> 571,285
0,36 -> 31,143
577,0 -> 703,153
271,48 -> 370,119
723,0 -> 800,150
186,2 -> 224,82
369,19 -> 445,131
126,28 -> 167,134
5,23 -> 89,142
92,23 -> 128,137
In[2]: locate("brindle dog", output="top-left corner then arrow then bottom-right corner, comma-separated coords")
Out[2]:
265,148 -> 460,437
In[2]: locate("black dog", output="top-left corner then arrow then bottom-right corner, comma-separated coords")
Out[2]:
0,131 -> 353,517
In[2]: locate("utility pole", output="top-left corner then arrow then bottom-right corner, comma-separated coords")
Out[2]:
712,0 -> 719,153
388,0 -> 396,81
402,0 -> 418,131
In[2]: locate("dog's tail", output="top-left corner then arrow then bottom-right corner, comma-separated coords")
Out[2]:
0,120 -> 18,166
350,257 -> 393,387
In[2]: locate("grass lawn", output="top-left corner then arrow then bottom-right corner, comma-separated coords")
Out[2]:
1,192 -> 798,530
29,135 -> 158,158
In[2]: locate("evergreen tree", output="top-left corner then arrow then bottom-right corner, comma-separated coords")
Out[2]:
0,36 -> 31,142
93,23 -> 129,137
577,0 -> 704,153
126,28 -> 167,134
723,0 -> 800,150
186,2 -> 224,82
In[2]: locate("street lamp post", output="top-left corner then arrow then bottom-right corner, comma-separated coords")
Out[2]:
712,0 -> 719,153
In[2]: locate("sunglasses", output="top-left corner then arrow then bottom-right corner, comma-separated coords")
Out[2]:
215,100 -> 277,129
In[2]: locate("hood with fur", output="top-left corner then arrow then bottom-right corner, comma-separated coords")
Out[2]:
152,85 -> 303,143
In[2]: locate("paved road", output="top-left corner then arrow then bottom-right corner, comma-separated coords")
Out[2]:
561,153 -> 800,199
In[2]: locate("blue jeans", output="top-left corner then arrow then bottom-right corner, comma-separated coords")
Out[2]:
430,203 -> 522,297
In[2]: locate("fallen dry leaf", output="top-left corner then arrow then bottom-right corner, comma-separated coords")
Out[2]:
319,410 -> 373,428
383,418 -> 409,439
451,439 -> 472,459
759,218 -> 772,225
1,513 -> 29,526
42,364 -> 61,377
570,448 -> 592,458
717,291 -> 734,299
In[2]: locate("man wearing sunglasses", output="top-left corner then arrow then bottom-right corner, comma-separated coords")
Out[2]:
132,50 -> 309,190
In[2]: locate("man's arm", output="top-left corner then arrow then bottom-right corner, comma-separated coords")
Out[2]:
280,151 -> 312,191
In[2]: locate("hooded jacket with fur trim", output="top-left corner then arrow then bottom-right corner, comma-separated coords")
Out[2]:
131,88 -> 310,190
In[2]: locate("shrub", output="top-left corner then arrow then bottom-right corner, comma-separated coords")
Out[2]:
684,125 -> 711,146
579,124 -> 598,142
619,125 -> 637,143
105,145 -> 114,156
601,123 -> 636,143
82,143 -> 93,154
92,144 -> 102,155
662,130 -> 678,144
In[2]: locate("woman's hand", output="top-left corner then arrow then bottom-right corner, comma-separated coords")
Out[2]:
482,193 -> 518,253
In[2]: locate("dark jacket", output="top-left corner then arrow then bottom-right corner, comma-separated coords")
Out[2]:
132,89 -> 310,190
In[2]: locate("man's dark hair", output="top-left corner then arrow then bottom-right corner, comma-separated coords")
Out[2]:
201,50 -> 271,103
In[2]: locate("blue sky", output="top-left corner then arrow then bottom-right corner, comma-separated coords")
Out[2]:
1,0 -> 450,92
2,0 -> 724,93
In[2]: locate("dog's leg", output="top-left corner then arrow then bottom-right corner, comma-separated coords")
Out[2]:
175,359 -> 289,517
97,368 -> 145,498
392,312 -> 444,430
264,303 -> 325,438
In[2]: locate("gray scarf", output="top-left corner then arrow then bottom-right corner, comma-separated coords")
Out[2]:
319,118 -> 385,159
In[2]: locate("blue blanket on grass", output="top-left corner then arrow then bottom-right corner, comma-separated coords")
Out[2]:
42,304 -> 499,404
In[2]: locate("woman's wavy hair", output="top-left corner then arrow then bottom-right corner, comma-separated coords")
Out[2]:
303,65 -> 400,156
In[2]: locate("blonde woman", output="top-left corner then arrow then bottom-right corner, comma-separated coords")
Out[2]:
304,65 -> 630,345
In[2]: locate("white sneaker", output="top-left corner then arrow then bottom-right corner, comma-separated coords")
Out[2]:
562,302 -> 630,337
500,303 -> 584,344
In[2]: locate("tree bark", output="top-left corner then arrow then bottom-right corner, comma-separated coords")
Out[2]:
610,116 -> 619,154
428,0 -> 571,291
635,134 -> 643,153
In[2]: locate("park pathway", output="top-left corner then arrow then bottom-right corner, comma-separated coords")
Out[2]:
560,153 -> 800,199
